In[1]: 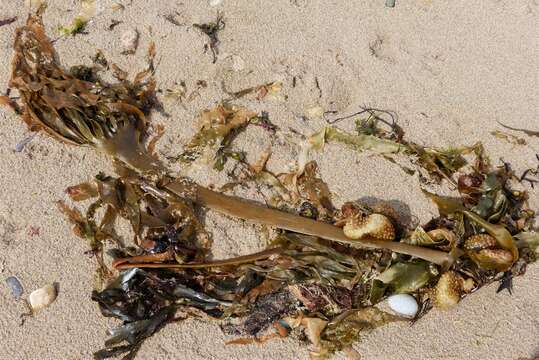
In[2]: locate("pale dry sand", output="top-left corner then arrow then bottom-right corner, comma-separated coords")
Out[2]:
1,1 -> 538,359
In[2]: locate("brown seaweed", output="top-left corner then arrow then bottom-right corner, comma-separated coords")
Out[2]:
4,8 -> 539,360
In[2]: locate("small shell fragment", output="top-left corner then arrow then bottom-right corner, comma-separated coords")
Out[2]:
5,276 -> 24,299
386,294 -> 418,318
209,0 -> 223,6
121,28 -> 139,54
304,105 -> 324,119
29,284 -> 57,312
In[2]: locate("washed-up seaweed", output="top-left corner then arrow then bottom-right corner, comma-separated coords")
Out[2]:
314,109 -> 488,184
7,8 -> 450,265
193,12 -> 225,64
4,8 -> 539,360
48,165 -> 539,358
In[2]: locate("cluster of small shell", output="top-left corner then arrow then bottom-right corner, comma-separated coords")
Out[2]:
434,271 -> 474,309
343,213 -> 396,241
339,202 -> 396,241
464,234 -> 513,271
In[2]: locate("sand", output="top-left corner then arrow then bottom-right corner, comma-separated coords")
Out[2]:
0,0 -> 538,359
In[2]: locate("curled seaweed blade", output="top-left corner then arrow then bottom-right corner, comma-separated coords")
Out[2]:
514,232 -> 539,251
422,189 -> 465,215
318,307 -> 402,357
405,227 -> 437,246
376,260 -> 437,294
66,181 -> 99,201
177,104 -> 256,166
314,127 -> 404,154
409,143 -> 482,181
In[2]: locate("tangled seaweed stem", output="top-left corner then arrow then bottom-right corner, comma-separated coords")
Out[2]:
113,247 -> 285,270
107,147 -> 455,267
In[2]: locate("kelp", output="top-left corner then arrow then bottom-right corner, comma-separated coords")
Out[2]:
5,8 -> 539,360
376,260 -> 438,294
10,6 -> 160,172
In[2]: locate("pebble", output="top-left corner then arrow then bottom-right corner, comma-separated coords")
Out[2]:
209,0 -> 223,6
386,293 -> 419,317
5,276 -> 24,299
15,133 -> 36,152
29,284 -> 57,312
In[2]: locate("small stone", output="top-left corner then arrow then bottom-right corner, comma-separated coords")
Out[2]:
5,276 -> 24,299
29,284 -> 57,312
209,0 -> 223,6
386,294 -> 418,317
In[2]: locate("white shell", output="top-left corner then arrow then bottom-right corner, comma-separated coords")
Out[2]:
29,284 -> 57,312
209,0 -> 223,6
387,294 -> 418,317
121,28 -> 139,54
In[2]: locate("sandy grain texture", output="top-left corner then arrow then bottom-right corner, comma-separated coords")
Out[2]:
0,0 -> 538,359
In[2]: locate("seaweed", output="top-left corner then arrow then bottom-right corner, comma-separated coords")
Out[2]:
59,17 -> 87,36
174,104 -> 256,169
4,9 -> 539,360
497,121 -> 539,138
317,109 -> 487,183
193,12 -> 225,64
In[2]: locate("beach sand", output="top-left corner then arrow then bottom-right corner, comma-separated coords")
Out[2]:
0,1 -> 538,359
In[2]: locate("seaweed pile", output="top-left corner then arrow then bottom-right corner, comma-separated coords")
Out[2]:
3,8 -> 538,360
